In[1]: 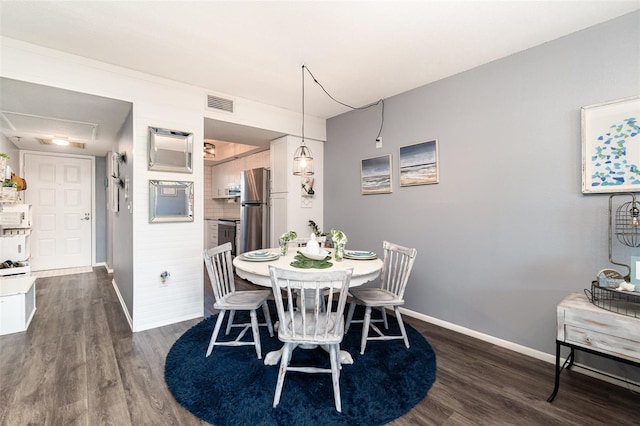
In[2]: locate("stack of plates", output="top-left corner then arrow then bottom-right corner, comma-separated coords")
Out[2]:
344,250 -> 377,260
241,250 -> 279,262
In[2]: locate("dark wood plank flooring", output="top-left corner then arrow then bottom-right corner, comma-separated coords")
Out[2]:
1,267 -> 637,425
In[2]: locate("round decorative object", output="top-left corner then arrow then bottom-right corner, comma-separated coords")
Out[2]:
299,248 -> 330,260
165,304 -> 436,426
614,200 -> 640,247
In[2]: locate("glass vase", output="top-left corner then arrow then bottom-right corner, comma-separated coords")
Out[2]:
334,243 -> 345,261
279,238 -> 288,256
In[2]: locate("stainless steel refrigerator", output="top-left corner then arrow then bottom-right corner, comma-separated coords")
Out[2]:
239,167 -> 270,254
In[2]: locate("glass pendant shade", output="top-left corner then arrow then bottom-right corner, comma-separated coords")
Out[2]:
293,143 -> 313,176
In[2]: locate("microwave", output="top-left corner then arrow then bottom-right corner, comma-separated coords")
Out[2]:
226,184 -> 240,196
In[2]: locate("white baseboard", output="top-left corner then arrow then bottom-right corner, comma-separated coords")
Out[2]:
132,312 -> 203,333
111,278 -> 133,331
398,306 -> 640,391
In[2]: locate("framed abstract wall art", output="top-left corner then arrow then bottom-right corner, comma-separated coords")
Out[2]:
399,139 -> 439,187
361,154 -> 392,195
582,96 -> 639,193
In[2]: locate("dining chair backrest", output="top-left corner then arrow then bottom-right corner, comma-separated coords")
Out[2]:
204,242 -> 235,302
380,240 -> 418,299
269,266 -> 353,344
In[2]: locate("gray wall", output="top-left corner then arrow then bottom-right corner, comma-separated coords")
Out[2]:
95,156 -> 106,264
112,108 -> 134,316
326,12 -> 639,357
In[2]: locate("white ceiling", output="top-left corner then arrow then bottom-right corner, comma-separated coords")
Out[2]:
1,1 -> 638,157
0,77 -> 133,157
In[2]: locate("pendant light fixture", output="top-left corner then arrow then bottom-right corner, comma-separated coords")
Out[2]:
203,141 -> 216,159
293,65 -> 314,176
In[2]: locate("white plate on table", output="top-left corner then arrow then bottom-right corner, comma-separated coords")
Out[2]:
344,250 -> 377,260
241,250 -> 279,262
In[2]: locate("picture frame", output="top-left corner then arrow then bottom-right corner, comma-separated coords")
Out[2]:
631,256 -> 640,286
148,127 -> 193,173
149,180 -> 194,223
110,152 -> 120,212
581,96 -> 640,194
361,154 -> 392,195
399,139 -> 439,187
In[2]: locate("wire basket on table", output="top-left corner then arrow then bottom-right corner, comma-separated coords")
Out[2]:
585,281 -> 640,319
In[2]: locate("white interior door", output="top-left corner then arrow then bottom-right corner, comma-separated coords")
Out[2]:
24,153 -> 92,271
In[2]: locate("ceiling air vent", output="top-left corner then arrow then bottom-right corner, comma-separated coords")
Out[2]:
207,95 -> 234,113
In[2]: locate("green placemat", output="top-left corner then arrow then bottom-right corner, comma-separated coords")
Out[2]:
290,252 -> 333,269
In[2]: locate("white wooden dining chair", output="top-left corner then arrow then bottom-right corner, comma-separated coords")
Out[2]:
269,265 -> 353,413
204,242 -> 274,359
345,240 -> 417,355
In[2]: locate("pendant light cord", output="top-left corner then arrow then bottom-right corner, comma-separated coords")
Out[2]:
303,65 -> 385,140
301,65 -> 305,144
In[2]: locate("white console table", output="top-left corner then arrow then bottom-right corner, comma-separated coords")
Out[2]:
0,275 -> 36,335
548,292 -> 640,402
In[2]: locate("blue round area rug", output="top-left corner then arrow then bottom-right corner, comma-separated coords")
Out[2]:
165,303 -> 436,425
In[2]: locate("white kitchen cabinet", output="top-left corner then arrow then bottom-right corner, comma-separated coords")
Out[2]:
211,163 -> 226,198
270,193 -> 287,246
228,160 -> 241,187
269,136 -> 324,246
212,161 -> 244,199
270,137 -> 289,194
204,219 -> 218,249
245,150 -> 270,171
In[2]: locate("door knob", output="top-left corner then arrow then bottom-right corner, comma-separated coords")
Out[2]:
81,213 -> 91,221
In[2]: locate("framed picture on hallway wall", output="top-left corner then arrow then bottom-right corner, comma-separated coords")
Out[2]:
581,96 -> 640,194
361,154 -> 392,195
110,152 -> 120,212
399,139 -> 439,187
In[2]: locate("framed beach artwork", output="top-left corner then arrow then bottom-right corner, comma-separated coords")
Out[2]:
361,154 -> 392,195
399,139 -> 439,187
582,96 -> 640,194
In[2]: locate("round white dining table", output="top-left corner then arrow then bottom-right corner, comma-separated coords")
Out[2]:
233,247 -> 383,288
233,247 -> 383,365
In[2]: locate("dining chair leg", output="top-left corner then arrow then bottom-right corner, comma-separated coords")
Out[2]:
206,309 -> 227,357
345,300 -> 357,333
360,306 -> 373,355
273,342 -> 293,408
381,307 -> 389,329
225,310 -> 236,335
249,309 -> 262,359
330,343 -> 342,413
261,302 -> 274,337
394,306 -> 410,349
